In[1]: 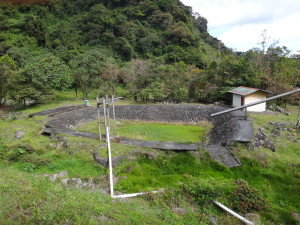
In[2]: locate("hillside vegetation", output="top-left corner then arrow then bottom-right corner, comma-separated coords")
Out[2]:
1,0 -> 299,108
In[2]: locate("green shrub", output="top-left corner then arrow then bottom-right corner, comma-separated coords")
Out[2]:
229,179 -> 268,213
182,176 -> 224,206
3,147 -> 28,162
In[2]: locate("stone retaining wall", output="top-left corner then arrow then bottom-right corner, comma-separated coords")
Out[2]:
46,105 -> 250,145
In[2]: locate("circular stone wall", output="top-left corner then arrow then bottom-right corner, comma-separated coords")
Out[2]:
46,105 -> 251,145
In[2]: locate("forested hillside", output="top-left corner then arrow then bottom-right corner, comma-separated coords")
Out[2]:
0,0 -> 299,106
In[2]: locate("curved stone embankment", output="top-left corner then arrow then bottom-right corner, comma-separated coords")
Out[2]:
38,104 -> 254,167
44,105 -> 252,146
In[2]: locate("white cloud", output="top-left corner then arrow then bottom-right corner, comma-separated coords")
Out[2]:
180,0 -> 300,53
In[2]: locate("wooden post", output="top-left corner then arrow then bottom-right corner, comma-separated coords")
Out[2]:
112,95 -> 117,136
103,98 -> 107,139
106,95 -> 111,131
296,98 -> 300,129
96,97 -> 102,141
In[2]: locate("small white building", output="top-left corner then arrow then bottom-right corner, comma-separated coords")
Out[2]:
228,86 -> 271,112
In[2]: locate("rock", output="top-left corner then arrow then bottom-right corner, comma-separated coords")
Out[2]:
93,151 -> 107,167
61,177 -> 98,189
99,215 -> 110,221
14,130 -> 25,139
257,128 -> 267,139
68,178 -> 83,188
264,139 -> 276,152
61,178 -> 69,186
101,188 -> 110,195
271,129 -> 281,136
112,156 -> 122,167
63,141 -> 70,148
275,106 -> 285,113
292,213 -> 300,222
258,139 -> 265,146
56,142 -> 65,149
245,213 -> 260,225
56,141 -> 70,149
49,171 -> 68,182
284,111 -> 291,116
172,207 -> 188,215
252,127 -> 276,151
209,216 -> 218,225
259,153 -> 267,167
49,143 -> 56,148
92,151 -> 122,168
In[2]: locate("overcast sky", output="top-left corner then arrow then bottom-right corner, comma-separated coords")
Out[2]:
180,0 -> 300,54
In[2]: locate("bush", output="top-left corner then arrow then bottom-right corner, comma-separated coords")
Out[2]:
182,176 -> 224,206
229,179 -> 268,213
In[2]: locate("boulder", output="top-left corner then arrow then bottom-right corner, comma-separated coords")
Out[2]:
92,151 -> 122,168
61,178 -> 69,186
209,216 -> 218,225
264,139 -> 276,152
252,128 -> 276,151
275,106 -> 285,113
14,130 -> 25,139
49,171 -> 68,182
172,207 -> 188,215
271,129 -> 281,136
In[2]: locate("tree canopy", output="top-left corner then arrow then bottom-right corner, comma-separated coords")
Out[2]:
0,1 -> 299,106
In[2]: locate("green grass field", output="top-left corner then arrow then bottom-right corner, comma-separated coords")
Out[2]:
76,120 -> 212,144
117,123 -> 210,143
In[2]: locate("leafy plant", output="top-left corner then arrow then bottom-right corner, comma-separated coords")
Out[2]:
229,179 -> 268,213
4,147 -> 27,161
181,176 -> 224,206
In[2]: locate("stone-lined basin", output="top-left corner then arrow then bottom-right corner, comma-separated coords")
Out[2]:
34,104 -> 254,167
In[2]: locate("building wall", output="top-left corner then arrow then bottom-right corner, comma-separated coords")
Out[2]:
244,92 -> 266,112
232,94 -> 241,107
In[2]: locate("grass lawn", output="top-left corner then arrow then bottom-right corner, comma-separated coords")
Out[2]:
117,122 -> 211,143
76,120 -> 212,144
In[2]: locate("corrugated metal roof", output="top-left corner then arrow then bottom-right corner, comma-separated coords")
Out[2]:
228,86 -> 260,96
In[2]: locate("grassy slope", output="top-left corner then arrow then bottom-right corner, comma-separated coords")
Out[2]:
0,101 -> 299,224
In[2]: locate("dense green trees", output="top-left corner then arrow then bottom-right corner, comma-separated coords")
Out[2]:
0,55 -> 18,106
0,0 -> 299,107
70,48 -> 115,98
